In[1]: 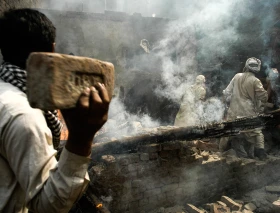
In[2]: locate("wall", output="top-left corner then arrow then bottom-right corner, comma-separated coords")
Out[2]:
0,0 -> 40,14
88,140 -> 280,213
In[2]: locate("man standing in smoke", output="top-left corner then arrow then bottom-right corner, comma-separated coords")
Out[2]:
223,57 -> 268,160
174,75 -> 206,127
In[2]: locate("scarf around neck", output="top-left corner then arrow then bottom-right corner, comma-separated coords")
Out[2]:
0,62 -> 62,149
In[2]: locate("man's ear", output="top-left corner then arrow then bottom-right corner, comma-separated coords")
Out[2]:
52,43 -> 56,52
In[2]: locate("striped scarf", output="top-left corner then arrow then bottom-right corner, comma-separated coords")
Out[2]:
0,62 -> 62,149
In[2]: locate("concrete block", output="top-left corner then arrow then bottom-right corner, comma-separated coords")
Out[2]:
26,52 -> 114,110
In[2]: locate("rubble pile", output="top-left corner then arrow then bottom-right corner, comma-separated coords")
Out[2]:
147,186 -> 280,213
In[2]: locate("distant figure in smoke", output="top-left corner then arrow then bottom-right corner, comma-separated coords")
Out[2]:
267,68 -> 280,109
223,57 -> 268,160
140,39 -> 151,54
174,75 -> 206,127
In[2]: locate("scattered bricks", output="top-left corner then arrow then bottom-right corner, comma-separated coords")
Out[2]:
101,155 -> 116,164
216,201 -> 227,207
242,210 -> 253,213
138,144 -> 161,153
272,200 -> 280,212
149,152 -> 158,160
265,185 -> 280,193
140,153 -> 149,161
221,196 -> 242,211
162,141 -> 181,150
161,183 -> 179,193
201,151 -> 210,160
26,52 -> 115,110
211,203 -> 230,213
90,164 -> 105,176
185,204 -> 205,213
195,140 -> 219,152
144,188 -> 161,197
204,203 -> 213,211
265,193 -> 278,202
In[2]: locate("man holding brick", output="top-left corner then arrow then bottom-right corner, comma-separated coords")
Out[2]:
0,9 -> 110,212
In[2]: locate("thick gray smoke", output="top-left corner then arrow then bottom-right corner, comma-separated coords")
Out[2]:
37,0 -> 279,130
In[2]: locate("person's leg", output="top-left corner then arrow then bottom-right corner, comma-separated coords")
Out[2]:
244,129 -> 267,160
231,136 -> 248,158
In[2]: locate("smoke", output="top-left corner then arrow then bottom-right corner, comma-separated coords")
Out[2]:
37,0 -> 280,129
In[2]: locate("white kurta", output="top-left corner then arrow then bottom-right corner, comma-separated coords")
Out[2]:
223,72 -> 268,149
0,80 -> 90,213
174,84 -> 206,127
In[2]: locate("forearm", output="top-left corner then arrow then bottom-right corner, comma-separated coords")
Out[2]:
28,148 -> 90,212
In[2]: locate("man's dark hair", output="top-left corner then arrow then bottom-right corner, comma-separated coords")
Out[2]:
0,8 -> 56,68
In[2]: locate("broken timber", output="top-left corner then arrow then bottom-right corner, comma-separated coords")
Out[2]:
91,109 -> 280,158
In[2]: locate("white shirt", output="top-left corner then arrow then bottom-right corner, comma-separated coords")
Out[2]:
0,80 -> 90,213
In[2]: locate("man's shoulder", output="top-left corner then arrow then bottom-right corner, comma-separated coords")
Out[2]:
0,81 -> 42,119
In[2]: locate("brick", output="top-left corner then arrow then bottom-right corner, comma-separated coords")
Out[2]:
216,201 -> 227,207
140,153 -> 149,161
221,196 -> 242,211
265,185 -> 280,193
139,198 -> 149,206
129,201 -> 139,209
101,155 -> 116,164
128,164 -> 138,172
175,188 -> 184,195
161,183 -> 179,192
26,52 -> 115,110
185,204 -> 205,213
131,180 -> 142,188
149,152 -> 158,160
116,154 -> 140,165
242,210 -> 253,213
138,144 -> 161,153
211,203 -> 230,213
162,141 -> 181,150
143,188 -> 161,197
